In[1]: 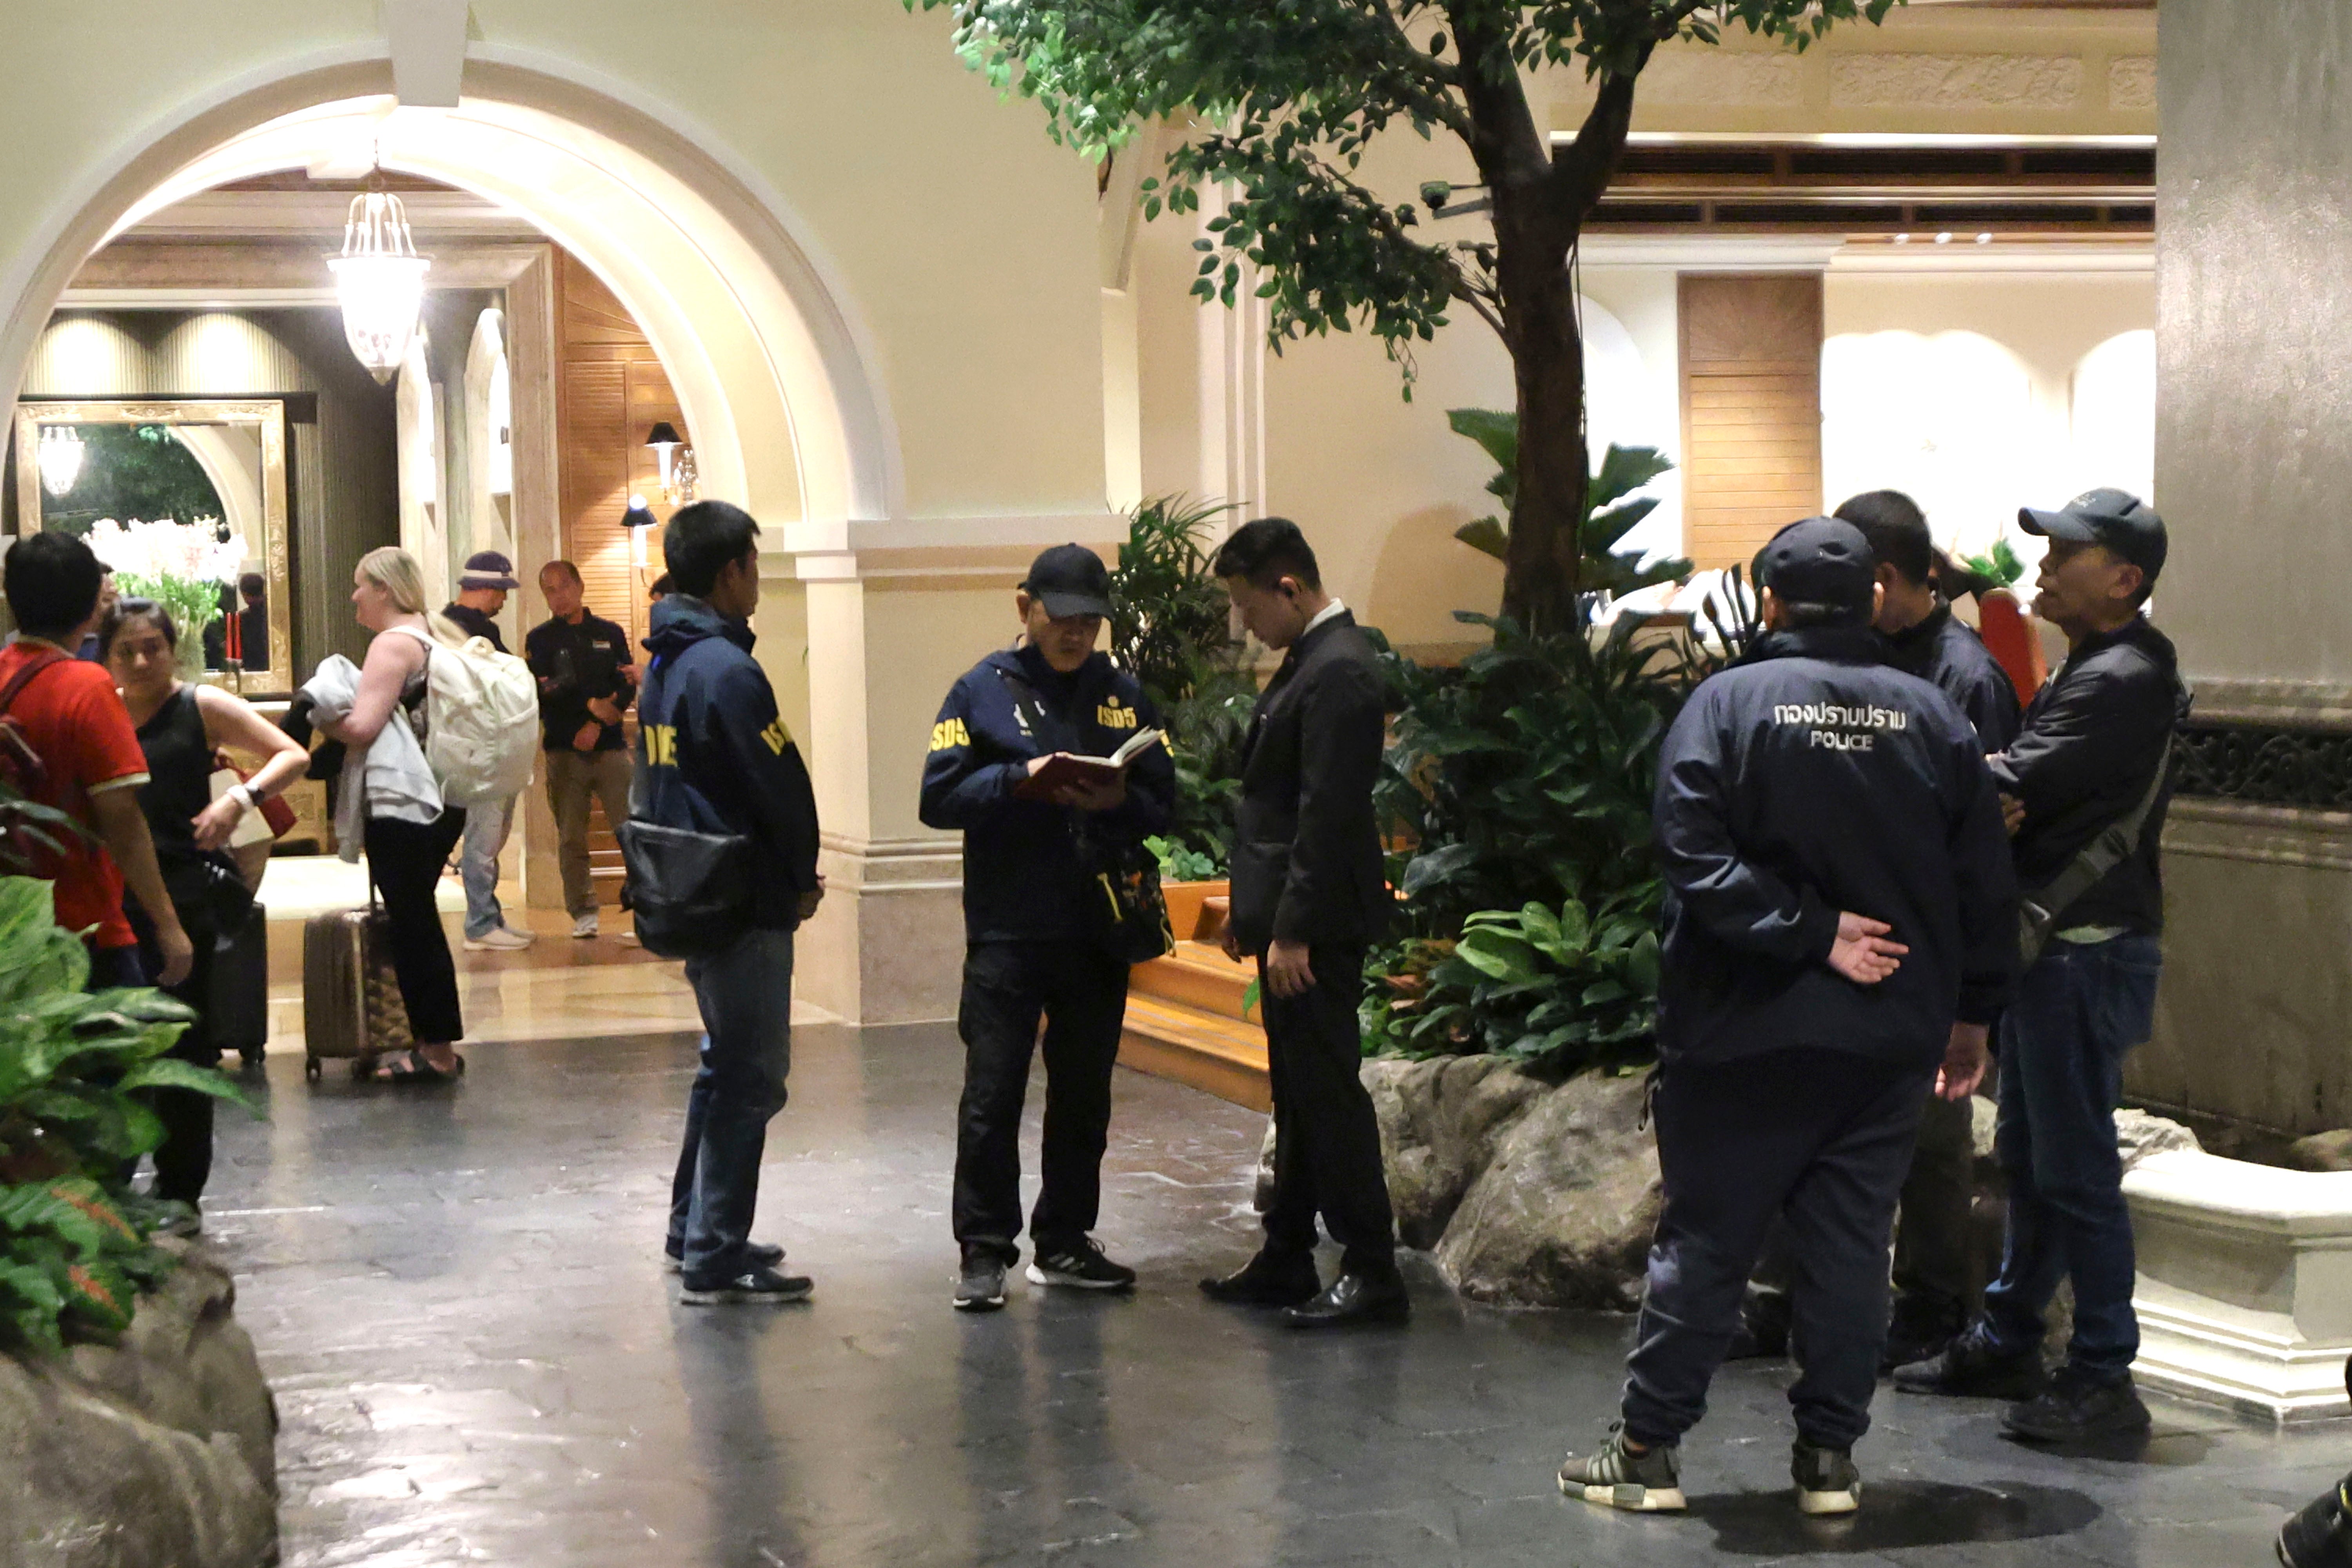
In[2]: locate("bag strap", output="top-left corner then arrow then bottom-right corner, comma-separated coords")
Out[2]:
0,650 -> 68,717
2022,731 -> 2174,935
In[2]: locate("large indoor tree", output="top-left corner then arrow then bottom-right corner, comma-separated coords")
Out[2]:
910,0 -> 1899,632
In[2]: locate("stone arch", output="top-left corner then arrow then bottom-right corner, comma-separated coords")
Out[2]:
0,49 -> 901,538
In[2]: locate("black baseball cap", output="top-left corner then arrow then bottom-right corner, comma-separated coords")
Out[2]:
2018,488 -> 2166,582
1021,543 -> 1113,620
1757,516 -> 1877,622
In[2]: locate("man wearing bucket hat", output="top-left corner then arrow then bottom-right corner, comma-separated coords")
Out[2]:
1559,517 -> 2015,1519
441,552 -> 538,952
1896,488 -> 2190,1444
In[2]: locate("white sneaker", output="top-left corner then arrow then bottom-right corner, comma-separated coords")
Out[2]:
571,912 -> 600,939
463,925 -> 535,951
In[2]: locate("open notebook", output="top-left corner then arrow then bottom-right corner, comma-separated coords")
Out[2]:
1012,728 -> 1164,802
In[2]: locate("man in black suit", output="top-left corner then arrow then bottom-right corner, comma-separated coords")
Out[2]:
1199,517 -> 1406,1329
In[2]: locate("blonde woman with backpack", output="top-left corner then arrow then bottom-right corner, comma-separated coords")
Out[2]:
314,546 -> 471,1083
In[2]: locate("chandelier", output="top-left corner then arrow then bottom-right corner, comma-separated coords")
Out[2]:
36,425 -> 83,498
328,182 -> 431,385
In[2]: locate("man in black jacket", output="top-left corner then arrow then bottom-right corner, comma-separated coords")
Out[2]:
637,501 -> 824,1305
1846,489 -> 2022,1369
919,544 -> 1175,1313
1198,518 -> 1405,1330
526,559 -> 639,940
1897,489 -> 2186,1444
1560,518 -> 2015,1517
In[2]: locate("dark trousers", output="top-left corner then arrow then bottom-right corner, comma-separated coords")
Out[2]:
1624,1049 -> 1932,1452
669,926 -> 796,1281
952,939 -> 1130,1262
126,907 -> 222,1205
1745,1074 -> 1976,1341
1980,933 -> 2162,1380
364,809 -> 467,1044
1259,942 -> 1397,1278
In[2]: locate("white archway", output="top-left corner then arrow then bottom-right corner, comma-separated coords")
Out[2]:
0,53 -> 900,540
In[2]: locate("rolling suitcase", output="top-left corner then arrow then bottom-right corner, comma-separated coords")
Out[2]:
210,900 -> 270,1067
301,902 -> 414,1081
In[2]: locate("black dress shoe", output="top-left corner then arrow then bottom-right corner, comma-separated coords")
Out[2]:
1200,1254 -> 1321,1307
1283,1270 -> 1410,1329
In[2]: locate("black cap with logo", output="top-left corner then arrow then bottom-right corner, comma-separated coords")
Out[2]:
2018,488 -> 2166,583
1021,543 -> 1114,621
1757,516 -> 1877,623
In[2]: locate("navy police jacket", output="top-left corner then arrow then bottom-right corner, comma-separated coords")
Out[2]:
1884,603 -> 2021,751
1653,625 -> 2018,1071
918,642 -> 1175,944
635,594 -> 821,931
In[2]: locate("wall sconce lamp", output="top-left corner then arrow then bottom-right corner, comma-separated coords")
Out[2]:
645,422 -> 697,505
623,492 -> 659,570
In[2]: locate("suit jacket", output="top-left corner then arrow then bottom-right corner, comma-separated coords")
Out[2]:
1229,610 -> 1391,953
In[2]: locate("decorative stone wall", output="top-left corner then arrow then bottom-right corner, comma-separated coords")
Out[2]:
1829,54 -> 2085,111
0,1243 -> 278,1568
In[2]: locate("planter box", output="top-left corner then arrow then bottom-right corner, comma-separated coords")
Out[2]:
2125,1149 -> 2352,1423
1160,879 -> 1227,945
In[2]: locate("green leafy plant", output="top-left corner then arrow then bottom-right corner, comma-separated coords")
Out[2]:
115,569 -> 223,657
1145,835 -> 1222,884
1363,894 -> 1661,1064
908,0 -> 1901,632
1357,610 -> 1732,1072
1448,410 -> 1691,605
0,874 -> 257,1353
1961,536 -> 2027,590
1108,495 -> 1255,870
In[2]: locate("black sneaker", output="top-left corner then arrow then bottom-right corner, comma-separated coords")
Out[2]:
1725,1303 -> 1789,1362
1027,1237 -> 1137,1291
2277,1472 -> 2352,1568
664,1241 -> 784,1276
1893,1322 -> 2045,1400
1558,1426 -> 1686,1513
1880,1298 -> 1964,1375
955,1254 -> 1008,1313
1792,1440 -> 1862,1516
2002,1365 -> 2151,1443
679,1265 -> 814,1305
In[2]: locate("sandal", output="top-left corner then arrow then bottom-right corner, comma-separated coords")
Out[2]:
374,1047 -> 466,1084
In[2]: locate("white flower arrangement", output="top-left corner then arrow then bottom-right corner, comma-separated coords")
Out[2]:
82,516 -> 246,585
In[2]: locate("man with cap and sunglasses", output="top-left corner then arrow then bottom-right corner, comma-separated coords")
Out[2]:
1896,489 -> 2189,1444
443,552 -> 537,952
919,543 -> 1176,1313
1559,517 -> 2016,1519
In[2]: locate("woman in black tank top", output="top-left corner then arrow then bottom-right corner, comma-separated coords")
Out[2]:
101,600 -> 307,1218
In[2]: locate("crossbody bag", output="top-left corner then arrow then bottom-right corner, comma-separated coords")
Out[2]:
2017,733 -> 2172,966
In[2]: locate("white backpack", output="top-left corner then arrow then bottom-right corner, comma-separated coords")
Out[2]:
393,626 -> 539,807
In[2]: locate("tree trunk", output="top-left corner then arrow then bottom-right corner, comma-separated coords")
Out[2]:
1500,247 -> 1589,636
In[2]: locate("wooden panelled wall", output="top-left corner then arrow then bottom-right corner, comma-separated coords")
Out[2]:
1677,274 -> 1825,572
555,249 -> 686,655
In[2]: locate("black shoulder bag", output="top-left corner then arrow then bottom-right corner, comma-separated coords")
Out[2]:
616,657 -> 755,958
2017,734 -> 2173,966
995,667 -> 1173,965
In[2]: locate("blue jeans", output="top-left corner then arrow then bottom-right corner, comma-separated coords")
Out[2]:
668,926 -> 795,1282
459,794 -> 514,939
1981,933 -> 2162,1380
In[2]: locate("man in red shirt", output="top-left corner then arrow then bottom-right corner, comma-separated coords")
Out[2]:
1,533 -> 191,988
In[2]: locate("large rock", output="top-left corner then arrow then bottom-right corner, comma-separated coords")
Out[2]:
1431,1069 -> 1662,1311
2287,1129 -> 2352,1173
1363,1056 -> 1553,1248
0,1242 -> 278,1568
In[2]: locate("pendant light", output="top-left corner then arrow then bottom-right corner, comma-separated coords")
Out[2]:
328,174 -> 431,385
37,425 -> 83,498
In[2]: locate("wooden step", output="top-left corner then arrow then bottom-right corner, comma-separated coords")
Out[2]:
1119,994 -> 1270,1112
1131,940 -> 1254,1020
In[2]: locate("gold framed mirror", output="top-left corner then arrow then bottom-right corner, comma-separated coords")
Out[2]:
14,399 -> 292,697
